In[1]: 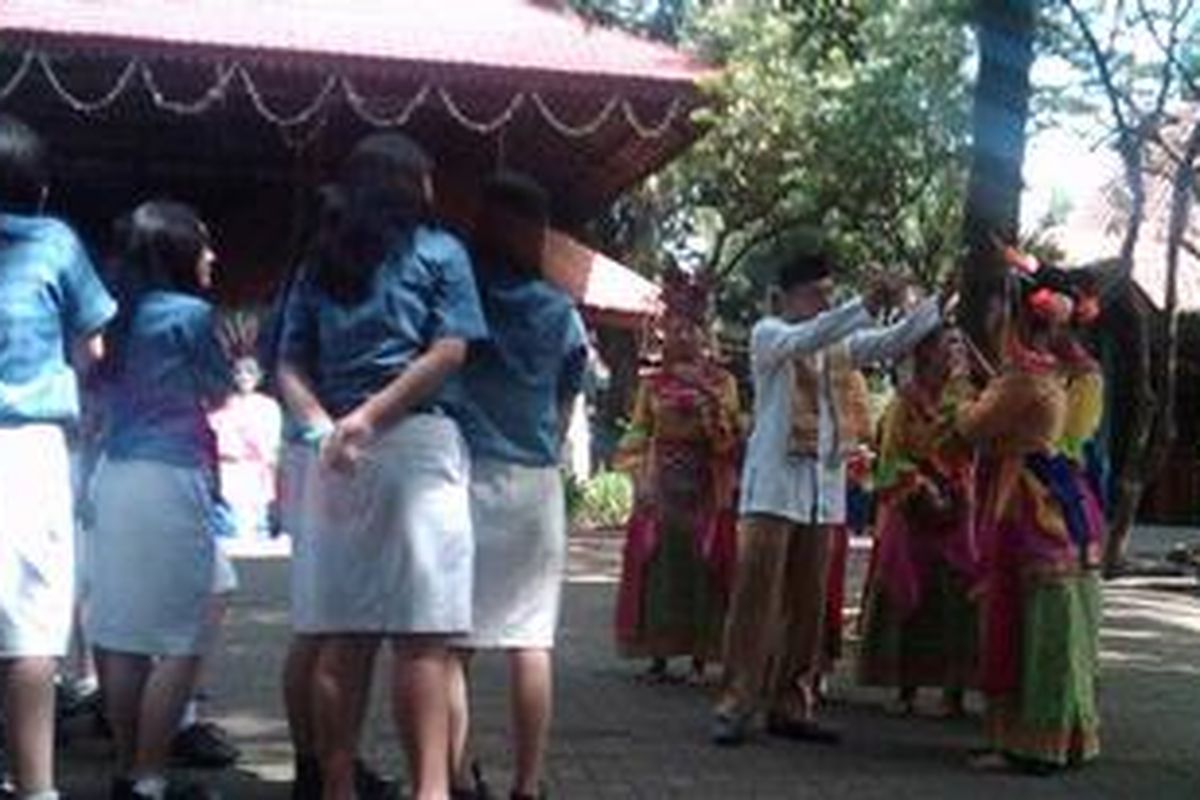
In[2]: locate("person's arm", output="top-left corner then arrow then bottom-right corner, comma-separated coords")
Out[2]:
277,361 -> 334,434
190,306 -> 236,407
320,338 -> 466,473
322,231 -> 486,473
58,222 -> 117,376
556,310 -> 589,444
273,266 -> 332,438
72,333 -> 105,374
955,372 -> 1023,443
752,298 -> 874,370
847,295 -> 941,367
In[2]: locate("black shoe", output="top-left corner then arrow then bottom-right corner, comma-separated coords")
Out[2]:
510,789 -> 547,800
110,777 -> 135,800
56,679 -> 102,722
354,759 -> 400,800
764,714 -> 841,745
163,780 -> 222,800
710,710 -> 751,747
171,722 -> 240,769
291,755 -> 321,800
451,761 -> 493,800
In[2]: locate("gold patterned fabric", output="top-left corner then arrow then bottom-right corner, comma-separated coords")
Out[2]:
789,342 -> 860,457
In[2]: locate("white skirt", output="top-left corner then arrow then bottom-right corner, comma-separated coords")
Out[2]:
292,413 -> 473,636
458,460 -> 565,650
88,458 -> 216,656
212,539 -> 239,595
284,441 -> 317,627
0,425 -> 75,657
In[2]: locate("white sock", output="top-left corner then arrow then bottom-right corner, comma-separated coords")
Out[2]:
132,775 -> 167,799
179,698 -> 199,729
72,674 -> 100,695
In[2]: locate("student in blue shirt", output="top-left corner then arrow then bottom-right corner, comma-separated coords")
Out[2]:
267,268 -> 397,800
88,201 -> 230,800
447,172 -> 587,800
0,114 -> 116,800
276,133 -> 486,800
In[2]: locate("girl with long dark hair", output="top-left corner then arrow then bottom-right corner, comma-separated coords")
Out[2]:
88,200 -> 230,800
276,133 -> 486,800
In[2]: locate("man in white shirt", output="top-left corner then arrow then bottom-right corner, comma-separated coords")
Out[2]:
713,253 -> 942,746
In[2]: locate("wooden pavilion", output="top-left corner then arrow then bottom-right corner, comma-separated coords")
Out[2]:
0,0 -> 703,319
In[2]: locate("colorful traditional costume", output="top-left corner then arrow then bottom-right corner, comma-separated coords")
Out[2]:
857,371 -> 978,694
613,352 -> 741,661
957,337 -> 1103,767
820,370 -> 874,674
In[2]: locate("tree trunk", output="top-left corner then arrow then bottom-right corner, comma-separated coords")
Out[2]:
959,0 -> 1037,356
1099,120 -> 1195,575
1154,119 -> 1200,467
1102,288 -> 1157,575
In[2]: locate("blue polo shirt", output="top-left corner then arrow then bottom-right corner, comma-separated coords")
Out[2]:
0,213 -> 116,425
278,225 -> 487,417
449,264 -> 587,467
103,291 -> 232,469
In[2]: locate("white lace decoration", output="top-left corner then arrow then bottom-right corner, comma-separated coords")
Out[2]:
0,51 -> 687,141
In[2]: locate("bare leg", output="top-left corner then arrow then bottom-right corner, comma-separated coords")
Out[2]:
96,649 -> 152,775
132,656 -> 203,777
446,651 -> 473,790
391,637 -> 452,800
509,648 -> 552,798
191,592 -> 230,704
1,656 -> 58,793
283,634 -> 322,759
316,635 -> 379,800
66,603 -> 98,690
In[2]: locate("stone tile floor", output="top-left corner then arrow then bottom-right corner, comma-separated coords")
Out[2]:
54,527 -> 1200,798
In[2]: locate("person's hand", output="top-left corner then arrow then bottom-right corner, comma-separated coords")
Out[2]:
633,470 -> 658,508
945,331 -> 970,378
320,410 -> 375,475
939,289 -> 961,320
863,272 -> 907,317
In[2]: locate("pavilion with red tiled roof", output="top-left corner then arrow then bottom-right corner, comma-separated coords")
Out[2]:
0,0 -> 704,315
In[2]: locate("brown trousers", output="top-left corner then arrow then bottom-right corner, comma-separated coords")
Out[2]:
717,515 -> 833,716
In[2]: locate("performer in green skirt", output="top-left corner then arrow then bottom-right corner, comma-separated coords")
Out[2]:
858,326 -> 979,716
956,250 -> 1103,773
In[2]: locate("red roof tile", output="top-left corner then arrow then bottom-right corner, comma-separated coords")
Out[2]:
0,0 -> 709,91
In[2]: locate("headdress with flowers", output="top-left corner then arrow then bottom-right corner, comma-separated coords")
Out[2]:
1001,244 -> 1100,328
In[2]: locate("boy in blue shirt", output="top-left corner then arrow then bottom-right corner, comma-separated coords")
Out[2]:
0,114 -> 116,800
447,173 -> 587,800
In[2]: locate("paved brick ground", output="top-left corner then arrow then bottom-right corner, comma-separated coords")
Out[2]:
55,528 -> 1200,799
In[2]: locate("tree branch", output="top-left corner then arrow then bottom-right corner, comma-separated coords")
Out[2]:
715,216 -> 812,281
1182,237 -> 1200,261
1063,0 -> 1135,136
1062,0 -> 1148,288
1136,0 -> 1200,101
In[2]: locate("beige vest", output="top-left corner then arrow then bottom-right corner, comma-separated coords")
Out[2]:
790,343 -> 869,457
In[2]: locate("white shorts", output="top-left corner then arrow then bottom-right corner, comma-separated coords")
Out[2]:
458,460 -> 565,650
88,458 -> 216,656
291,414 -> 474,636
0,425 -> 75,658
